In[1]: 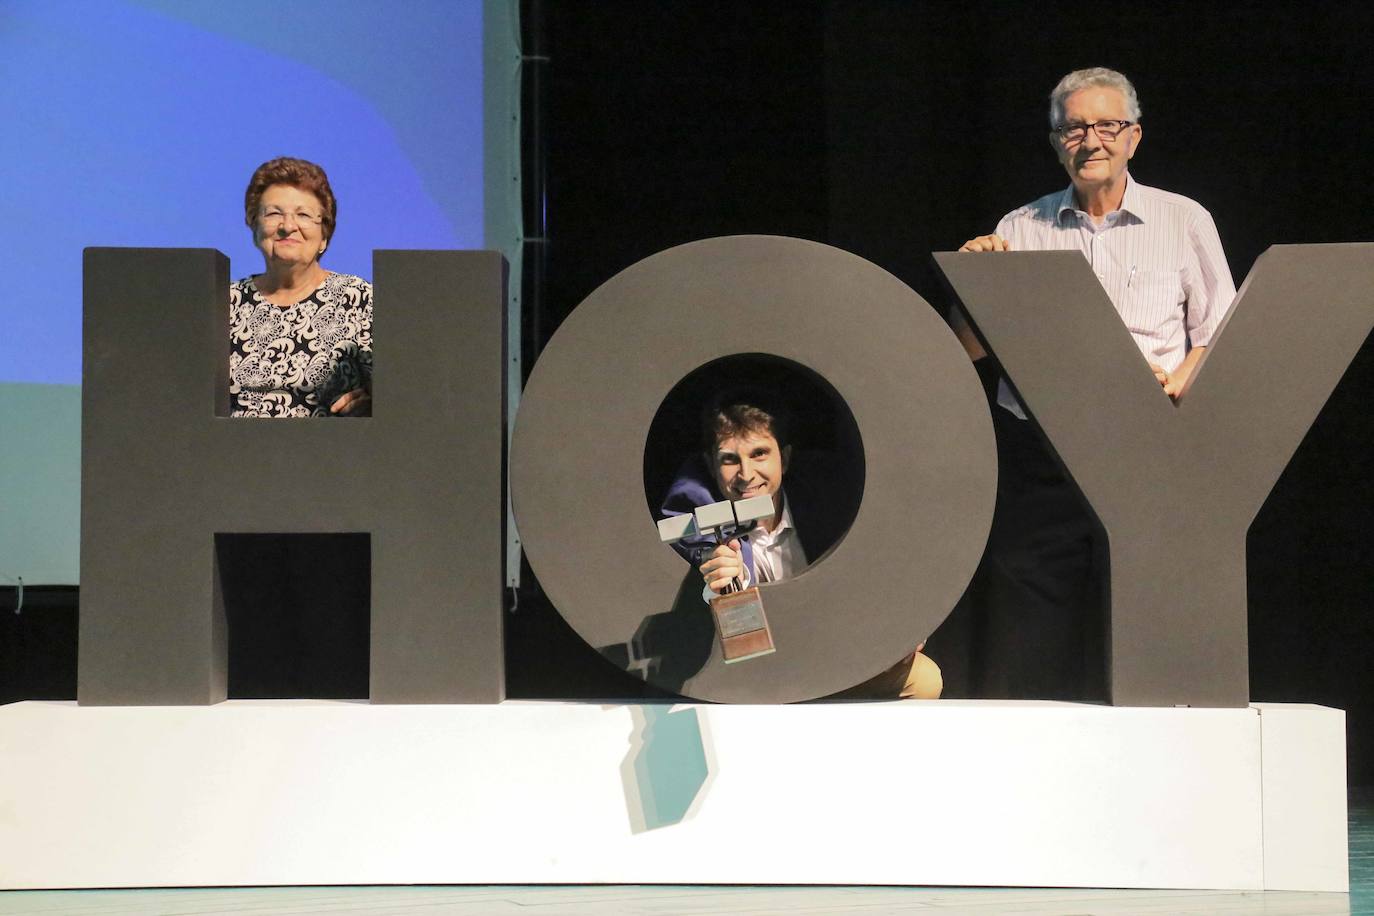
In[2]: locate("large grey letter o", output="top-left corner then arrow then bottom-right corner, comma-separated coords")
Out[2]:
511,236 -> 995,702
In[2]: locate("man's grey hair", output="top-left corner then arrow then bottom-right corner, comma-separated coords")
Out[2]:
1048,68 -> 1141,128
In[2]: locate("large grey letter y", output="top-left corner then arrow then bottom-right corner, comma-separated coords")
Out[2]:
935,245 -> 1374,707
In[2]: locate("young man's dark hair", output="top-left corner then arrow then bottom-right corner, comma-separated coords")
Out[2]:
700,386 -> 792,454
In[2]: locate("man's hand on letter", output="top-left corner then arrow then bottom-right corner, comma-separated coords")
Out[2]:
1148,363 -> 1175,396
958,234 -> 1012,252
699,539 -> 746,595
1150,348 -> 1206,400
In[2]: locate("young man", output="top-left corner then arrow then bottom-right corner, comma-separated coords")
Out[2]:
660,390 -> 941,699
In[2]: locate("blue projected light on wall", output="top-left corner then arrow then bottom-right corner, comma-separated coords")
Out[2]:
0,0 -> 484,385
0,0 -> 489,584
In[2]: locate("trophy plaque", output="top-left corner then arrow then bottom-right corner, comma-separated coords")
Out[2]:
708,586 -> 774,663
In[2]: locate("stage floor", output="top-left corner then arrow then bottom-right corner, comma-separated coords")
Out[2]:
0,699 -> 1351,895
0,853 -> 1367,916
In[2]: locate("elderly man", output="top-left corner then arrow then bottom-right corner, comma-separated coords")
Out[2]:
941,67 -> 1236,700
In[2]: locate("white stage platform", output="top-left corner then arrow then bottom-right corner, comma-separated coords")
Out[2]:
0,699 -> 1348,892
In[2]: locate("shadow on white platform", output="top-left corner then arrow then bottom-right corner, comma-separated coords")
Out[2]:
0,700 -> 1347,892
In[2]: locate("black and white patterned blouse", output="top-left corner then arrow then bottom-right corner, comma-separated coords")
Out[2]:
229,273 -> 373,417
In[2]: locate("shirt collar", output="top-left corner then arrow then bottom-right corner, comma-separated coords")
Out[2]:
1055,173 -> 1144,225
1054,185 -> 1078,223
1118,175 -> 1145,222
753,491 -> 796,546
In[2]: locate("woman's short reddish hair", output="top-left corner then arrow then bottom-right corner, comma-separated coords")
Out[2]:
243,157 -> 338,243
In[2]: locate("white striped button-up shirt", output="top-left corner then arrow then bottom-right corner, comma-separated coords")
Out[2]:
993,175 -> 1236,416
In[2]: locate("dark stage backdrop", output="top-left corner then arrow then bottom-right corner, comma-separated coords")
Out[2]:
510,1 -> 1374,779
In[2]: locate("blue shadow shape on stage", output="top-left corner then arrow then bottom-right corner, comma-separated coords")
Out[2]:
620,704 -> 713,833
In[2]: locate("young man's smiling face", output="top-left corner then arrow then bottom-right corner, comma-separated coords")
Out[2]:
711,426 -> 790,502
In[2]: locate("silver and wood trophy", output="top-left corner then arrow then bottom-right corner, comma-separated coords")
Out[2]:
658,494 -> 777,663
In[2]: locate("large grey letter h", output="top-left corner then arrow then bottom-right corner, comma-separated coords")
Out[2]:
79,248 -> 506,705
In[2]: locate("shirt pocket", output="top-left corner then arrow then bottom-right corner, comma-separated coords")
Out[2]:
1122,268 -> 1185,339
1129,267 -> 1180,291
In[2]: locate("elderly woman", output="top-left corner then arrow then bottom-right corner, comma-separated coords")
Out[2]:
230,157 -> 372,417
224,158 -> 372,697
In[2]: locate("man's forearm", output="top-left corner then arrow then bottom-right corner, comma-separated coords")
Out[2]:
950,306 -> 987,361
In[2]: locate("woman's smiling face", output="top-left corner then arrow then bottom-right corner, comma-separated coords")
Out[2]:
253,183 -> 328,266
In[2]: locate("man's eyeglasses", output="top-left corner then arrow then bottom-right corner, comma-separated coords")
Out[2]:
260,207 -> 323,228
1053,119 -> 1135,143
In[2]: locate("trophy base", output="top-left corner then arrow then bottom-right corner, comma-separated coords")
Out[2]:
709,587 -> 776,663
